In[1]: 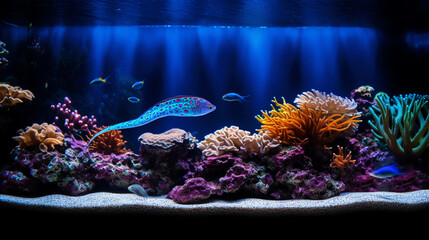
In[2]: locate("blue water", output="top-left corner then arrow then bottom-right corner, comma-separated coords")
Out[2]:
1,25 -> 381,150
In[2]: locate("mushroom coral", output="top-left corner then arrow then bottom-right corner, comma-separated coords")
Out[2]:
0,83 -> 35,108
12,123 -> 64,152
87,126 -> 130,155
368,93 -> 429,159
256,97 -> 361,147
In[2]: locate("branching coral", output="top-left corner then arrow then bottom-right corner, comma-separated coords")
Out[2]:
329,145 -> 356,175
51,97 -> 97,133
12,123 -> 64,152
87,126 -> 130,155
197,126 -> 281,157
256,97 -> 361,146
369,93 -> 429,159
0,83 -> 35,108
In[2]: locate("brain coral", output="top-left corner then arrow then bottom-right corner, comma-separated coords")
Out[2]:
12,123 -> 64,152
0,83 -> 35,108
294,89 -> 360,117
197,126 -> 281,157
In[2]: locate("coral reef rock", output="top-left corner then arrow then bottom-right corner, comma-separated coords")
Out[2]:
167,177 -> 221,204
1,135 -> 146,196
139,128 -> 202,195
276,169 -> 346,199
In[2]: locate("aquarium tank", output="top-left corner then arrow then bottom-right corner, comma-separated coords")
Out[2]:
0,0 -> 429,214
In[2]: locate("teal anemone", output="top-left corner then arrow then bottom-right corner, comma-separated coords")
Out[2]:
369,93 -> 429,159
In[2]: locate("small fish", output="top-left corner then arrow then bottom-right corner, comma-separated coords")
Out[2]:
128,96 -> 141,103
27,22 -> 33,31
128,184 -> 149,197
132,80 -> 144,89
44,82 -> 48,89
222,93 -> 249,103
90,75 -> 110,85
369,164 -> 406,179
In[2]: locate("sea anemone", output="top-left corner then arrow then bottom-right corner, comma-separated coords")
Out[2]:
369,93 -> 429,159
256,97 -> 361,147
86,126 -> 130,155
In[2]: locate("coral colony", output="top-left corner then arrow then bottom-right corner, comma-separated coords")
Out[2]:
1,86 -> 429,204
51,97 -> 97,133
0,83 -> 35,108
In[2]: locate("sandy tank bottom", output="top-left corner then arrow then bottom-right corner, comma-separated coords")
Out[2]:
1,190 -> 429,216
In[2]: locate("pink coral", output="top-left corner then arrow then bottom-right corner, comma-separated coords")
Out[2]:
51,97 -> 97,133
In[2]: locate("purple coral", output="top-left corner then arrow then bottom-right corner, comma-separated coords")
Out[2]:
168,154 -> 273,203
51,97 -> 97,133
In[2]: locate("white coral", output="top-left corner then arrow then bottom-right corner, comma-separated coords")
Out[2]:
138,128 -> 195,149
197,126 -> 280,157
294,89 -> 360,117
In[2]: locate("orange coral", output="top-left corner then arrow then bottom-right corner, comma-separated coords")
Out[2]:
329,145 -> 356,175
87,126 -> 130,155
255,97 -> 361,146
0,83 -> 35,108
12,123 -> 64,152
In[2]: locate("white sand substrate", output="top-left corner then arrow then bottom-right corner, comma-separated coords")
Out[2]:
1,190 -> 429,216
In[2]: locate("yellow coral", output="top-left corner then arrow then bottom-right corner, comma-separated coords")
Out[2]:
0,83 -> 35,108
13,123 -> 64,152
256,97 -> 361,146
